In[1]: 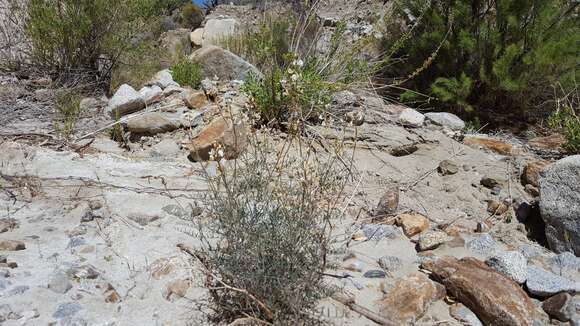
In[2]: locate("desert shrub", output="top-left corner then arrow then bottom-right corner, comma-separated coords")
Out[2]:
381,0 -> 579,119
53,89 -> 81,139
223,14 -> 377,129
170,59 -> 202,88
22,0 -> 168,87
193,133 -> 348,324
180,3 -> 204,29
547,88 -> 580,153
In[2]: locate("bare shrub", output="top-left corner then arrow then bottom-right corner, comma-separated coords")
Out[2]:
189,126 -> 351,324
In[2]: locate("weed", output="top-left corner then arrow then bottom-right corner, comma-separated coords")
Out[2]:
53,90 -> 81,139
170,59 -> 202,89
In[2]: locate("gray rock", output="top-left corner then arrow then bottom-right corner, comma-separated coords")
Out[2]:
126,112 -> 182,135
539,155 -> 580,255
486,251 -> 528,284
361,224 -> 401,241
148,69 -> 178,90
53,302 -> 82,319
190,45 -> 261,81
378,255 -> 403,273
151,139 -> 181,157
549,252 -> 580,276
466,233 -> 499,257
542,293 -> 579,322
417,231 -> 451,251
160,28 -> 192,59
0,304 -> 16,322
398,108 -> 425,127
518,244 -> 545,259
107,84 -> 145,117
48,270 -> 72,294
162,204 -> 188,218
526,265 -> 580,297
139,85 -> 163,105
363,270 -> 386,278
69,265 -> 99,280
425,112 -> 465,130
7,285 -> 29,296
449,303 -> 483,326
202,18 -> 238,46
438,160 -> 459,175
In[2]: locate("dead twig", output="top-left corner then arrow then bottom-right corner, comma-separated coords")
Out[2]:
331,293 -> 398,326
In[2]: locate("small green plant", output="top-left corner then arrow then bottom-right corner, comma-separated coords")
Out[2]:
170,59 -> 202,88
53,90 -> 81,139
180,3 -> 204,29
547,105 -> 580,153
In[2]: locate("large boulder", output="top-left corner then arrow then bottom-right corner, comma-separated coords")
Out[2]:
160,28 -> 193,59
539,155 -> 580,255
186,116 -> 248,162
202,18 -> 238,46
190,28 -> 204,46
190,46 -> 260,81
422,256 -> 537,325
106,84 -> 145,117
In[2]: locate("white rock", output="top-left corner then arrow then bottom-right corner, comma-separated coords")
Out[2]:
398,108 -> 425,127
425,112 -> 465,130
107,84 -> 145,117
202,18 -> 238,46
190,28 -> 204,46
526,265 -> 580,297
139,85 -> 163,105
149,69 -> 179,89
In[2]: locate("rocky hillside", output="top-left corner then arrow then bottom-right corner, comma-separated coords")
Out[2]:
0,2 -> 579,326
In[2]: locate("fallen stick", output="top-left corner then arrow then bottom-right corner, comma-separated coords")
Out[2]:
331,293 -> 398,326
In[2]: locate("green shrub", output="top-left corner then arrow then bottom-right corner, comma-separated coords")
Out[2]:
547,104 -> 580,154
180,3 -> 204,29
382,0 -> 579,118
223,15 -> 376,129
24,0 -> 165,85
194,135 -> 347,324
170,59 -> 202,88
53,90 -> 81,139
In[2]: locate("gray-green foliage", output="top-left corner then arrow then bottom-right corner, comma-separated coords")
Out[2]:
170,59 -> 202,88
195,136 -> 347,324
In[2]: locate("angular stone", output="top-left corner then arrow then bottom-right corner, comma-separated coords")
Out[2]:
464,136 -> 512,155
396,213 -> 429,237
375,185 -> 399,217
539,155 -> 580,255
378,256 -> 403,273
163,279 -> 191,302
378,272 -> 445,323
485,251 -> 527,284
139,85 -> 163,105
190,45 -> 261,81
161,28 -> 192,58
422,256 -> 537,325
361,224 -> 401,241
528,133 -> 565,152
425,112 -> 465,130
187,116 -> 248,162
542,293 -> 576,322
48,270 -> 72,294
466,234 -> 499,257
0,240 -> 25,251
182,89 -> 207,109
526,265 -> 580,297
363,269 -> 386,278
417,231 -> 451,251
449,303 -> 483,326
126,112 -> 181,135
398,108 -> 425,128
0,218 -> 17,233
107,84 -> 145,117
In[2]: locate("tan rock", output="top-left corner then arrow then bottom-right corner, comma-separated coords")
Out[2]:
163,279 -> 191,301
375,185 -> 399,217
102,283 -> 120,303
378,272 -> 445,323
396,213 -> 429,236
182,90 -> 207,109
187,117 -> 248,162
190,28 -> 204,46
487,200 -> 509,215
0,240 -> 25,251
0,218 -> 17,233
528,133 -> 565,151
464,136 -> 512,155
522,160 -> 550,187
422,256 -> 537,325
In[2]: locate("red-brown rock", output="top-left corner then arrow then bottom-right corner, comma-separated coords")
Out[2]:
522,160 -> 550,187
187,117 -> 248,162
422,256 -> 537,325
396,213 -> 429,236
464,137 -> 513,155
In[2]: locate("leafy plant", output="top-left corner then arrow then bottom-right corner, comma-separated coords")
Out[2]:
382,0 -> 579,119
547,103 -> 580,153
170,59 -> 202,88
53,90 -> 81,139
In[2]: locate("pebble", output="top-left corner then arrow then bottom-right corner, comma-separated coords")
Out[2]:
363,270 -> 387,278
417,231 -> 451,251
362,224 -> 401,241
438,160 -> 459,175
